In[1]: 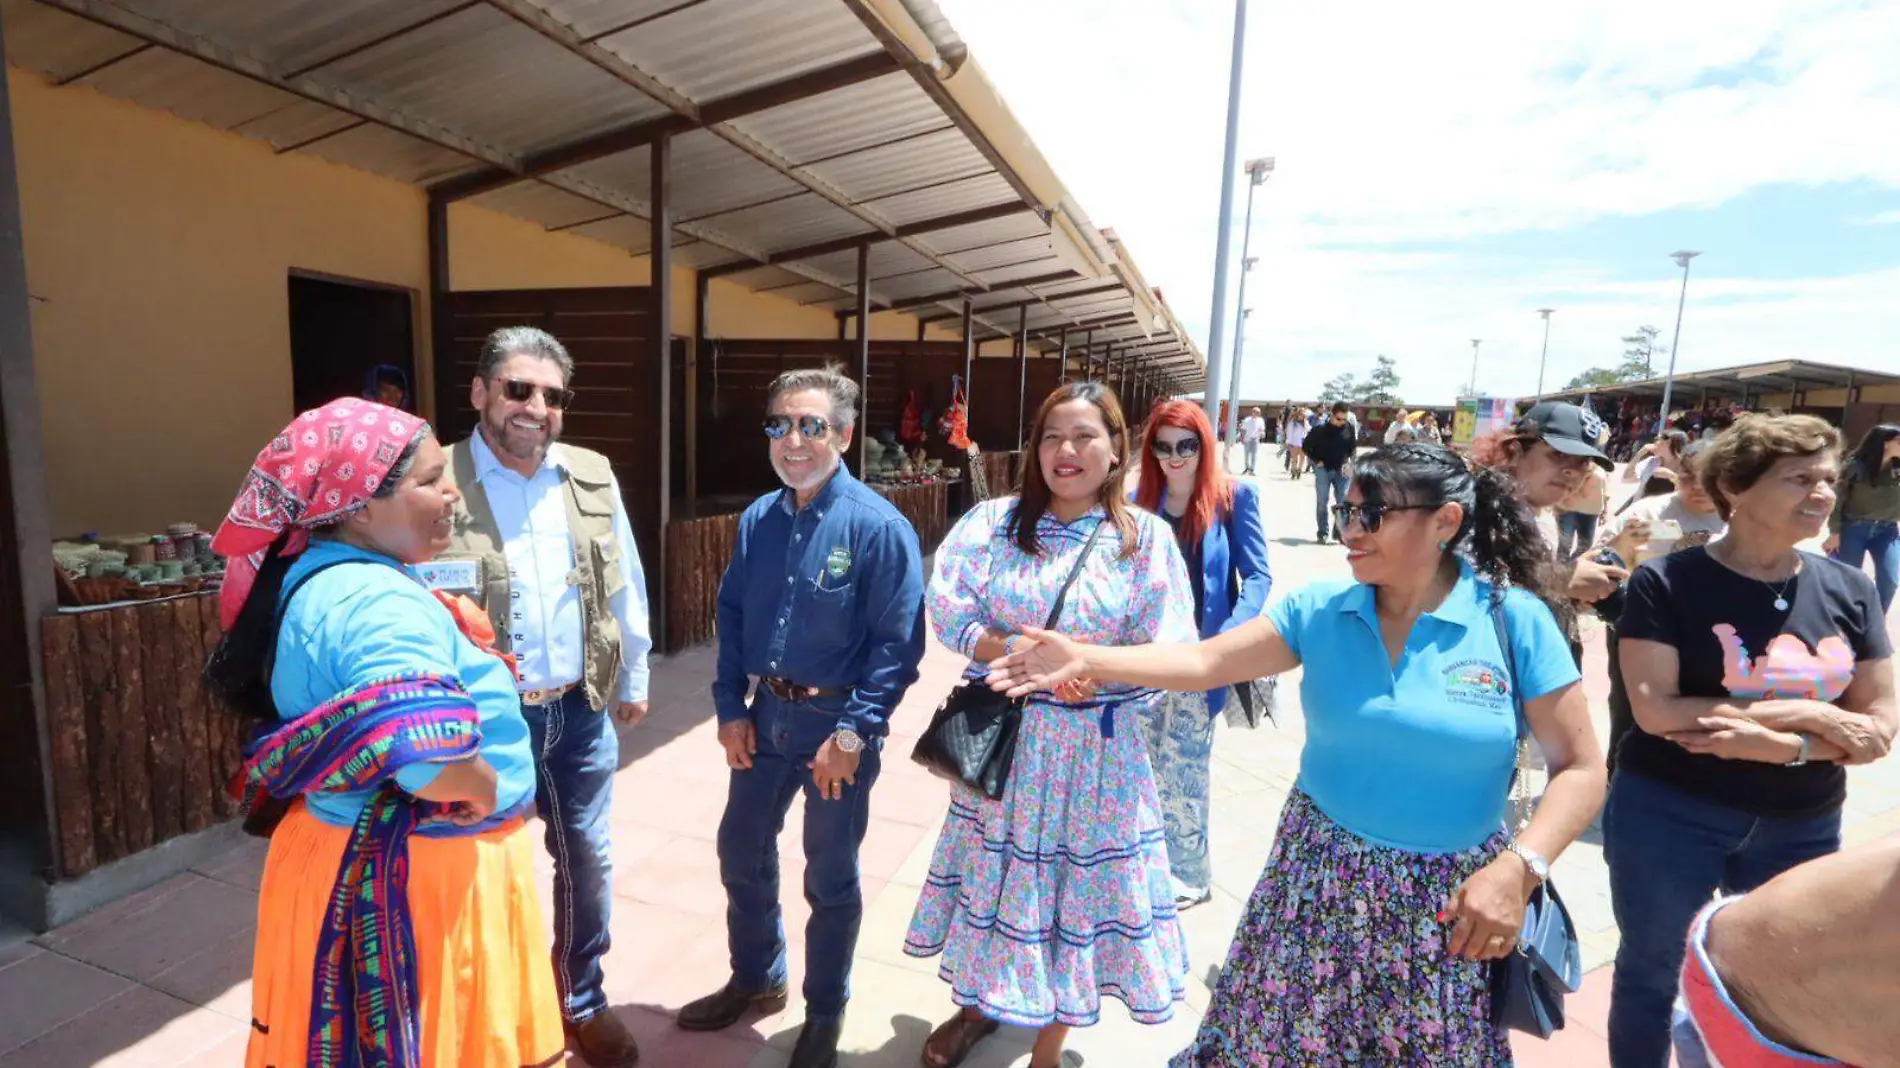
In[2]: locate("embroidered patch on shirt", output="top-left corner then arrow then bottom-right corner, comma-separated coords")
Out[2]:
825,547 -> 853,579
414,559 -> 481,592
1442,659 -> 1510,708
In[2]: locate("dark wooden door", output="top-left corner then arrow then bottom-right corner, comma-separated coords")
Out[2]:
434,288 -> 663,588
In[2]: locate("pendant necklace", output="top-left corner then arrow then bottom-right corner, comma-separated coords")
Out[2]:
1762,571 -> 1796,612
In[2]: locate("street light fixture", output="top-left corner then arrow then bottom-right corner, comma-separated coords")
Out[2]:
1655,250 -> 1701,439
1534,309 -> 1555,403
1222,158 -> 1275,465
1467,339 -> 1483,397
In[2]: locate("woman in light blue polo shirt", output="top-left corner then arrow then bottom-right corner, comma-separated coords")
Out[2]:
991,443 -> 1607,1063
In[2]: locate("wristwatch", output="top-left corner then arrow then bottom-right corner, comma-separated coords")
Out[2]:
1787,733 -> 1811,768
1507,842 -> 1550,885
832,728 -> 864,754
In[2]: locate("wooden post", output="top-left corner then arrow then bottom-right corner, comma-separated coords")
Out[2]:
427,194 -> 451,424
688,270 -> 707,508
1015,305 -> 1028,446
650,132 -> 673,654
0,6 -> 60,876
854,242 -> 871,476
1057,327 -> 1069,382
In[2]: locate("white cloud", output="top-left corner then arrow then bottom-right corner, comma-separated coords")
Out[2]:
1862,209 -> 1900,225
935,0 -> 1900,402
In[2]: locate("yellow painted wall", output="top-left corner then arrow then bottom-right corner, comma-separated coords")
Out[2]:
11,67 -> 952,536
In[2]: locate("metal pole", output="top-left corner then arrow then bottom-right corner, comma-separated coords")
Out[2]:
1226,307 -> 1251,468
1058,326 -> 1069,382
1467,338 -> 1482,397
853,242 -> 871,476
1014,304 -> 1029,446
1200,0 -> 1249,426
1655,250 -> 1700,440
1534,309 -> 1554,403
1223,159 -> 1273,457
650,132 -> 674,652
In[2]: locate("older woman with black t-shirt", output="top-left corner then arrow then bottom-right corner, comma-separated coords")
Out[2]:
1605,413 -> 1898,1068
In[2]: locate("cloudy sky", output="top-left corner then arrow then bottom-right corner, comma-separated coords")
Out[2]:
937,0 -> 1900,405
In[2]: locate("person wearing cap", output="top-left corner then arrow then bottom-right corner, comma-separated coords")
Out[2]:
1471,401 -> 1627,619
438,326 -> 653,1068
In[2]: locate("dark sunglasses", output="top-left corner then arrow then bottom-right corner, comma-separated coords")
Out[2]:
1151,437 -> 1202,459
1331,501 -> 1445,534
496,378 -> 575,410
763,414 -> 836,441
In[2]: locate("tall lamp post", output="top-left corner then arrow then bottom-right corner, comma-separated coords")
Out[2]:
1655,250 -> 1700,439
1222,157 -> 1275,466
1534,308 -> 1554,403
1466,338 -> 1483,397
1200,0 -> 1249,428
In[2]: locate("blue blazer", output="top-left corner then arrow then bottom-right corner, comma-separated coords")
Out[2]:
1135,479 -> 1274,714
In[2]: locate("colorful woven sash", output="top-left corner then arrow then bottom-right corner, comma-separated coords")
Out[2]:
238,672 -> 495,1068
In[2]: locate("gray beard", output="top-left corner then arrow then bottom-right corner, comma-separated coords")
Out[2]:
480,413 -> 555,464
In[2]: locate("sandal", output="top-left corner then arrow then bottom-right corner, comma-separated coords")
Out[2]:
921,1011 -> 999,1068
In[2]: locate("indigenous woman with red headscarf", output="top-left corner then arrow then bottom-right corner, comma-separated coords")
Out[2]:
1131,400 -> 1273,907
205,398 -> 562,1068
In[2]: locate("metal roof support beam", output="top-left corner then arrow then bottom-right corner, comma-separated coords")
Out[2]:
745,202 -> 1029,268
650,132 -> 674,652
432,47 -> 900,200
40,0 -> 519,171
961,298 -> 975,414
1015,305 -> 1029,448
853,244 -> 873,475
886,270 -> 1079,313
914,282 -> 1124,326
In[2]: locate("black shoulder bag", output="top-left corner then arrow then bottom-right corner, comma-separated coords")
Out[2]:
911,519 -> 1105,800
1488,591 -> 1583,1036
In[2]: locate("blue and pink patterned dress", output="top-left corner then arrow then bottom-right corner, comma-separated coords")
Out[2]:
904,498 -> 1198,1028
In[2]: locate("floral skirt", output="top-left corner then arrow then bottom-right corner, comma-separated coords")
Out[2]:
1172,790 -> 1512,1067
903,698 -> 1190,1028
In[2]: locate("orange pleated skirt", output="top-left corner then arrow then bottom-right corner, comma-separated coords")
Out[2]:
246,801 -> 565,1068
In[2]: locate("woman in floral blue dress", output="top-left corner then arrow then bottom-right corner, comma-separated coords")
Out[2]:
992,444 -> 1607,1065
909,381 -> 1198,1068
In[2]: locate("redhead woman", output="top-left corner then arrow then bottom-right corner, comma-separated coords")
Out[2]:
205,398 -> 562,1068
908,382 -> 1197,1068
1131,400 -> 1273,906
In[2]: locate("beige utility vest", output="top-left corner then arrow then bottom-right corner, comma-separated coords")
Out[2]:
442,439 -> 628,710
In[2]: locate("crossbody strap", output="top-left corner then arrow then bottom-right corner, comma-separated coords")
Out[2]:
1488,589 -> 1530,742
1042,518 -> 1107,630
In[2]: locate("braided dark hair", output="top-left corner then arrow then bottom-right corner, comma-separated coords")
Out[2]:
1349,442 -> 1558,611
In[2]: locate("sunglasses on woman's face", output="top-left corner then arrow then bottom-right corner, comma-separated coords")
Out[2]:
763,414 -> 835,441
497,379 -> 575,410
1331,501 -> 1445,534
1151,437 -> 1202,459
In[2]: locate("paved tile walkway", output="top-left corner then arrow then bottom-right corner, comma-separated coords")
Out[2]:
4,457 -> 1897,1067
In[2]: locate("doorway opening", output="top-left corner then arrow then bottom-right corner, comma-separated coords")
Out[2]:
287,272 -> 416,415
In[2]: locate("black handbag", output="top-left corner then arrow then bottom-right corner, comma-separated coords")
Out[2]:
1487,593 -> 1583,1036
911,519 -> 1105,799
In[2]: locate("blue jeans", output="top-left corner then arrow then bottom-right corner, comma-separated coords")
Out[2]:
1313,464 -> 1350,538
1242,440 -> 1260,472
1603,772 -> 1840,1068
717,691 -> 882,1022
1835,519 -> 1899,614
523,688 -> 620,1023
1556,511 -> 1599,558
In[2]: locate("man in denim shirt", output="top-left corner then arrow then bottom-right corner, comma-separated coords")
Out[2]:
677,366 -> 926,1068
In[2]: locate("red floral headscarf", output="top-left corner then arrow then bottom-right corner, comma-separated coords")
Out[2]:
212,398 -> 428,629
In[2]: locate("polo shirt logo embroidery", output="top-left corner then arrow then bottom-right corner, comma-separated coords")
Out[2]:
1443,659 -> 1511,708
825,547 -> 853,580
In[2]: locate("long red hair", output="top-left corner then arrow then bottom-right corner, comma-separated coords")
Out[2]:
1134,400 -> 1234,547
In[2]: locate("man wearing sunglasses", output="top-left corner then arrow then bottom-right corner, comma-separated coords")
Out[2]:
442,326 -> 652,1068
1305,402 -> 1360,544
682,365 -> 926,1068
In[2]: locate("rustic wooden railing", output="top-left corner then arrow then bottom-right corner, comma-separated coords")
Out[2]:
40,594 -> 239,879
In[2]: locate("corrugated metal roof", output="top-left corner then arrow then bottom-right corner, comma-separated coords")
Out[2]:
592,0 -> 876,102
1,0 -> 1202,385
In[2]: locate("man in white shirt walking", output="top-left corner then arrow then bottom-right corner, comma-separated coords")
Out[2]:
1239,406 -> 1267,475
442,326 -> 653,1068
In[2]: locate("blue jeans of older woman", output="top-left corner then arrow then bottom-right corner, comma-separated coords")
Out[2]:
1139,691 -> 1216,897
1604,772 -> 1840,1068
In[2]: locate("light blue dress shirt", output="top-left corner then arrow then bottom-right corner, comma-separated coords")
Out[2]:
271,540 -> 537,829
1267,564 -> 1581,853
467,431 -> 652,704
